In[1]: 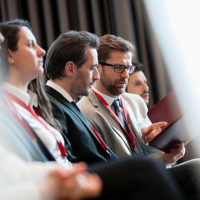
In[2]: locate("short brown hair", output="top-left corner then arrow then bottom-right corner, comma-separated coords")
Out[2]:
98,34 -> 136,63
45,31 -> 99,80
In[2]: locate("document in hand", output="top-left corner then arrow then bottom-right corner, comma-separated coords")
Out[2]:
147,91 -> 189,152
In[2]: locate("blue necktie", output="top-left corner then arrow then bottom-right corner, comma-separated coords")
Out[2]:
112,99 -> 125,128
71,101 -> 80,112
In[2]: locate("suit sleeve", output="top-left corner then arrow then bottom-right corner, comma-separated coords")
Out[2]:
122,93 -> 165,163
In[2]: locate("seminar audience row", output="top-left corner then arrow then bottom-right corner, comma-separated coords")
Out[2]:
0,19 -> 199,200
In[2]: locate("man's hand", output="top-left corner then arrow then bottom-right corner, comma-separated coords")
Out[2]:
161,142 -> 185,165
40,162 -> 102,200
142,121 -> 168,143
142,122 -> 185,165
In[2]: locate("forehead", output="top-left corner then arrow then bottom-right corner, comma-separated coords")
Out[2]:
86,46 -> 98,62
129,71 -> 146,82
18,26 -> 35,42
107,50 -> 132,62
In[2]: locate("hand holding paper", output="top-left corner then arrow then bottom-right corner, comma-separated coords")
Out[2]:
142,121 -> 168,143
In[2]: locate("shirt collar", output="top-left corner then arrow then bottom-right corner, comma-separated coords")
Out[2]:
3,83 -> 38,108
46,80 -> 73,102
92,87 -> 119,106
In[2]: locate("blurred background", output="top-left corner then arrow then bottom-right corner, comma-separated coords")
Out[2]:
0,0 -> 171,107
1,0 -> 200,159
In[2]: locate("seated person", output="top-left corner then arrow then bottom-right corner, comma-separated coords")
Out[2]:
126,63 -> 149,105
0,26 -> 101,200
1,19 -> 199,199
44,30 -> 200,199
0,19 -> 188,200
78,34 -> 183,165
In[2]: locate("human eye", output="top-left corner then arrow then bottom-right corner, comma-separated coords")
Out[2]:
134,81 -> 142,86
28,40 -> 33,48
90,65 -> 97,71
114,65 -> 124,72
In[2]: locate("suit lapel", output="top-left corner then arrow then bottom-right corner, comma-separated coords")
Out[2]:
121,96 -> 143,137
88,91 -> 131,149
46,86 -> 105,148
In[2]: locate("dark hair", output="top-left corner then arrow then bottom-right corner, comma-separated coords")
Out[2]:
133,62 -> 144,72
0,19 -> 31,75
98,34 -> 136,63
0,19 -> 61,131
45,30 -> 99,80
126,62 -> 145,92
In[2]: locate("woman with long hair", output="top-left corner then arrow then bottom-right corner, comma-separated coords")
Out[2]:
0,19 -> 70,167
0,19 -> 190,200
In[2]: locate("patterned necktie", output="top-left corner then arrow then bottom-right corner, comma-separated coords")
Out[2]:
112,99 -> 125,128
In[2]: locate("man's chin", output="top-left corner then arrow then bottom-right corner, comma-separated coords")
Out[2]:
118,88 -> 126,95
111,88 -> 125,96
84,89 -> 91,97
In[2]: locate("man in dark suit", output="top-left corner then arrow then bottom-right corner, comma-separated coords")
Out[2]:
45,31 -> 116,164
0,26 -> 186,200
0,29 -> 102,200
44,30 -> 200,199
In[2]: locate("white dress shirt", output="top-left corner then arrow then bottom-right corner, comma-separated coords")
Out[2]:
92,87 -> 126,122
92,87 -> 117,106
3,83 -> 72,169
46,80 -> 73,102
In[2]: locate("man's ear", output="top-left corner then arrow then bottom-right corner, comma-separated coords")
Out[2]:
7,49 -> 14,64
64,61 -> 76,77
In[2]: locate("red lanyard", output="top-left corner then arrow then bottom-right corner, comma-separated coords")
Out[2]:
0,92 -> 35,139
92,89 -> 135,148
88,124 -> 108,150
71,101 -> 109,151
4,91 -> 67,157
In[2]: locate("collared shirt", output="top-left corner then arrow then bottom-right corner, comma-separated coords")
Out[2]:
92,87 -> 140,152
46,80 -> 73,102
3,83 -> 72,169
3,83 -> 38,108
92,87 -> 124,117
92,87 -> 120,106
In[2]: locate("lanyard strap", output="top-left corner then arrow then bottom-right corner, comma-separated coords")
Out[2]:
4,91 -> 67,157
71,101 -> 109,151
88,124 -> 108,150
92,89 -> 135,148
0,92 -> 35,139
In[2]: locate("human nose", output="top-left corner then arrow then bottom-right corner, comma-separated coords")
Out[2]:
92,67 -> 100,81
121,68 -> 129,79
37,45 -> 46,57
143,83 -> 149,91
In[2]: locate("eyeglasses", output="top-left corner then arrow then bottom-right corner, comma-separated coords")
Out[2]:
99,62 -> 136,74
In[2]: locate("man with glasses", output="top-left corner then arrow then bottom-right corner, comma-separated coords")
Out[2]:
44,32 -> 200,199
78,34 -> 185,166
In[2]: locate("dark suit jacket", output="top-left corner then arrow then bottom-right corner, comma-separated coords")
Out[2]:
46,86 -> 114,164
